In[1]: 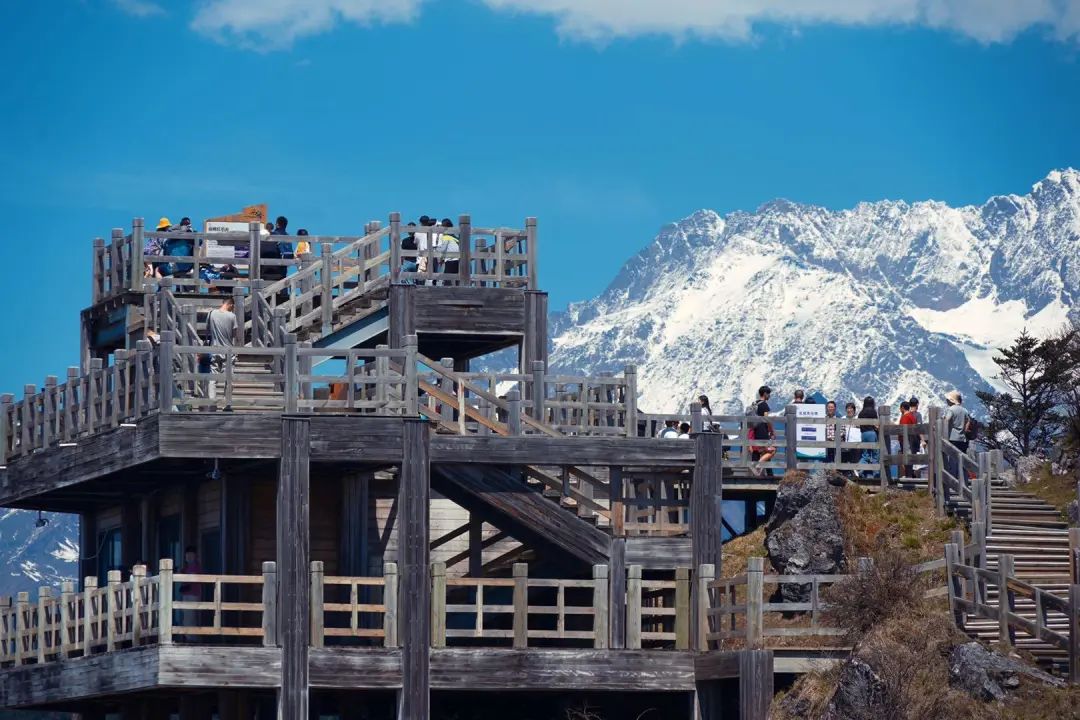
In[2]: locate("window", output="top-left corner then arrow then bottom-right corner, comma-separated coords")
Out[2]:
158,514 -> 181,569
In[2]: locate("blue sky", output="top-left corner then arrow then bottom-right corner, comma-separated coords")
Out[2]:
2,0 -> 1080,392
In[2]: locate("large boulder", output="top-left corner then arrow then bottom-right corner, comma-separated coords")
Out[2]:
1067,498 -> 1079,526
948,642 -> 1063,702
1006,455 -> 1047,486
764,470 -> 845,603
823,659 -> 889,720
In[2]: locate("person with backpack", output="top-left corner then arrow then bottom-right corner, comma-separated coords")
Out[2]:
944,390 -> 973,481
161,217 -> 195,289
857,396 -> 879,479
748,386 -> 775,476
436,218 -> 460,282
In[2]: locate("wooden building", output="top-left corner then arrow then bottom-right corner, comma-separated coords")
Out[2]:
0,215 -> 953,719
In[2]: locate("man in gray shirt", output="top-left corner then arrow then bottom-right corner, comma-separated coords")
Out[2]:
943,390 -> 970,481
206,295 -> 239,406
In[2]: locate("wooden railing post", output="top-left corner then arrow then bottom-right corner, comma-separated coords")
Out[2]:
92,237 -> 105,303
248,222 -> 262,282
262,561 -> 277,646
389,212 -> 401,283
458,214 -> 472,285
674,568 -> 691,650
877,405 -> 891,488
231,285 -> 245,346
1069,584 -> 1079,685
22,384 -> 36,455
1070,528 -> 1080,585
157,331 -> 175,413
159,559 -> 173,645
525,217 -> 538,289
309,560 -> 324,649
0,393 -> 13,464
131,218 -> 145,292
531,361 -> 546,423
945,543 -> 963,629
695,563 -> 715,651
624,365 -> 638,437
746,557 -> 764,650
14,592 -> 28,665
384,562 -> 399,648
403,335 -> 419,416
784,404 -> 798,471
625,565 -> 641,650
593,564 -> 609,650
319,243 -> 334,335
512,563 -> 528,649
507,390 -> 522,436
83,577 -> 97,656
998,553 -> 1016,647
928,406 -> 944,514
59,581 -> 74,658
690,401 -> 703,434
284,334 -> 298,414
37,586 -> 51,663
106,570 -> 121,652
430,562 -> 446,649
131,564 -> 145,645
43,376 -> 57,449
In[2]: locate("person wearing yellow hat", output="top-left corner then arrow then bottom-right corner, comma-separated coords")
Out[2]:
156,217 -> 171,231
143,217 -> 171,278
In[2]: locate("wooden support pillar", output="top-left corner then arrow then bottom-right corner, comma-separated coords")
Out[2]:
341,471 -> 372,577
277,417 -> 311,720
468,513 -> 483,578
389,284 -> 416,350
398,419 -> 431,720
608,537 -> 626,649
738,649 -> 774,720
521,291 -> 549,374
79,512 -> 97,588
691,433 -> 723,652
784,404 -> 797,473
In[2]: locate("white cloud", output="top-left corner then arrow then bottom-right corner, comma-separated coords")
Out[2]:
112,0 -> 165,17
191,0 -> 424,49
189,0 -> 1080,48
480,0 -> 1080,43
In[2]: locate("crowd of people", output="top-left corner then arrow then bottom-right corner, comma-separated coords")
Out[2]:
143,214 -> 306,285
400,215 -> 460,280
656,386 -> 976,480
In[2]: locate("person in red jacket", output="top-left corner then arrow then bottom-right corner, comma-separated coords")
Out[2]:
898,401 -> 918,479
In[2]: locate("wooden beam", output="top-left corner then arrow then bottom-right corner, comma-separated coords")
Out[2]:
389,284 -> 416,349
608,538 -> 626,649
738,650 -> 774,720
398,419 -> 431,720
277,417 -> 311,720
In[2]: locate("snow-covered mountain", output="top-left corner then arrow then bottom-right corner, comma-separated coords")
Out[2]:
550,169 -> 1080,415
0,511 -> 78,596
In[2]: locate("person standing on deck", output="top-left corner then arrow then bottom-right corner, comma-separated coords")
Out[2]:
751,386 -> 775,476
697,394 -> 717,432
206,294 -> 239,408
792,389 -> 805,404
898,401 -> 917,480
657,420 -> 680,438
178,546 -> 202,639
857,396 -> 879,478
943,390 -> 970,482
436,218 -> 460,282
824,400 -> 839,465
840,402 -> 860,472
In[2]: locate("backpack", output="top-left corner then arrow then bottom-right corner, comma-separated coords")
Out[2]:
963,415 -> 980,440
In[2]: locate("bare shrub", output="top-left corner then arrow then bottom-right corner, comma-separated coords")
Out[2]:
823,544 -> 928,639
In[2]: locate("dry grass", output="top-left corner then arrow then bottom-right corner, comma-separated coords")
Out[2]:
837,484 -> 962,564
720,527 -> 771,577
1024,464 -> 1078,518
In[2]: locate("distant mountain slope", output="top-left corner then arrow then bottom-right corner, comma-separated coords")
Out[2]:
550,169 -> 1080,414
0,511 -> 78,596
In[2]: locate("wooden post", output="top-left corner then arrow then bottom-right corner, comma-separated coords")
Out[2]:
248,222 -> 261,282
945,543 -> 963,629
83,577 -> 97,656
284,334 -> 298,414
37,586 -> 51,663
14,592 -> 28,665
159,559 -> 173,645
877,405 -> 890,488
1070,528 -> 1080,585
690,401 -> 703,434
624,365 -> 638,437
403,334 -> 419,416
131,564 -> 145,645
592,564 -> 609,650
675,567 -> 691,651
531,361 -> 546,423
609,466 -> 625,537
106,570 -> 121,652
525,217 -> 538,289
746,557 -> 764,650
467,515 -> 483,578
691,434 -> 724,573
507,390 -> 522,436
430,562 -> 446,649
928,406 -> 943,515
59,581 -> 74,658
608,537 -> 626,649
310,561 -> 324,649
389,212 -> 402,283
513,563 -> 528,650
131,218 -> 145,292
738,649 -> 775,720
277,418 -> 310,719
457,214 -> 471,285
320,243 -> 334,335
695,564 -> 715,651
158,331 -> 174,413
384,562 -> 398,648
398,420 -> 431,720
784,404 -> 797,472
1068,584 -> 1079,685
998,553 -> 1015,647
625,565 -> 641,650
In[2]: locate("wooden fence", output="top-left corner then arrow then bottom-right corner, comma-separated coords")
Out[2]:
945,543 -> 1080,683
92,215 -> 538,305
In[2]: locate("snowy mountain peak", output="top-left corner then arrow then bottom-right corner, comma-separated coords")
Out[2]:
550,170 -> 1080,415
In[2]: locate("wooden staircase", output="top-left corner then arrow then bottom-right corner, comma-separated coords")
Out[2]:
961,486 -> 1073,674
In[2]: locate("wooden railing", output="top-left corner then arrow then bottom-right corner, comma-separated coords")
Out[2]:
946,544 -> 1080,683
92,214 -> 539,306
311,562 -> 397,648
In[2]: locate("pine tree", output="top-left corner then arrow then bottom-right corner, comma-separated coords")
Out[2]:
975,329 -> 1070,464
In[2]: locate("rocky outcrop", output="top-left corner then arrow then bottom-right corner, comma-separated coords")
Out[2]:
1068,498 -> 1079,525
1004,454 -> 1046,487
764,470 -> 845,603
948,642 -> 1063,702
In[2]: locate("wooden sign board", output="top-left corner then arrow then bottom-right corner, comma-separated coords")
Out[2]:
205,205 -> 268,259
206,204 -> 268,225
